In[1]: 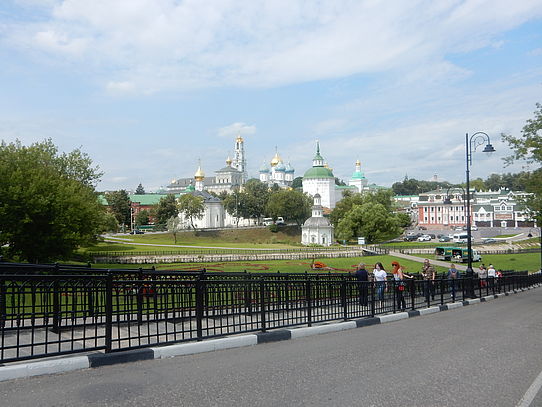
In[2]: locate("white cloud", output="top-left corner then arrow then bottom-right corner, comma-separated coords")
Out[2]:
218,122 -> 256,138
5,0 -> 542,93
105,81 -> 135,94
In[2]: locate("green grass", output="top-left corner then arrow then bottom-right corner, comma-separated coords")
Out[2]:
492,234 -> 519,238
91,255 -> 448,275
82,227 -> 304,254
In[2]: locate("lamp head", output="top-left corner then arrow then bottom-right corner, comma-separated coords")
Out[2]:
482,143 -> 495,153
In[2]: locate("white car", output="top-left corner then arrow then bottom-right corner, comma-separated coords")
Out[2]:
417,234 -> 432,242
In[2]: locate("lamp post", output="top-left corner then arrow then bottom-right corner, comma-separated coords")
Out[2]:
465,132 -> 496,293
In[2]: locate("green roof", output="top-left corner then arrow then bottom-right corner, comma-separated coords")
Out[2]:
129,194 -> 171,205
303,166 -> 334,179
351,171 -> 365,180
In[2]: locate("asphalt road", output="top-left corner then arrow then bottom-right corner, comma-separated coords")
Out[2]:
1,290 -> 542,407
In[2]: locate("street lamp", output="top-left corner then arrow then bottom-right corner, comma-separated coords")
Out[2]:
465,132 -> 496,292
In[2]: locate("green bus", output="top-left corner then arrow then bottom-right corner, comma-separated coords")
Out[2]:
435,246 -> 482,263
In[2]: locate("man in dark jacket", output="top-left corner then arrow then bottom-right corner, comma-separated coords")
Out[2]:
355,262 -> 369,306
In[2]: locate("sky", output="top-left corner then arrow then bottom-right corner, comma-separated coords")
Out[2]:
1,0 -> 542,192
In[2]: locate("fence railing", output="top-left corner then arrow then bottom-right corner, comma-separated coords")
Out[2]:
0,268 -> 539,363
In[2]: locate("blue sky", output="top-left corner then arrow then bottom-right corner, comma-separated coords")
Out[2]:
1,0 -> 541,192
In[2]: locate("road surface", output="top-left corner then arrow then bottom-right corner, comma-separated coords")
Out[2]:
1,289 -> 541,406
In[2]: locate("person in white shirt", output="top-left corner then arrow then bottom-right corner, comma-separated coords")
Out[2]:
372,262 -> 388,305
487,264 -> 496,291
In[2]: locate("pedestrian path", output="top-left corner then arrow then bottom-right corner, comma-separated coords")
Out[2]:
388,251 -> 468,271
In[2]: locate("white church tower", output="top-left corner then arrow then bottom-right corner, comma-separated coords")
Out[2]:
194,161 -> 205,191
348,159 -> 368,193
302,193 -> 334,246
302,141 -> 336,208
232,134 -> 247,183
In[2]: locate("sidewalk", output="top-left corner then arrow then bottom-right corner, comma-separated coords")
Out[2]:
388,251 -> 468,271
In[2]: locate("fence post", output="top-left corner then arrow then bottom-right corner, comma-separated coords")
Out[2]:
137,268 -> 143,325
260,279 -> 266,332
370,281 -> 375,317
52,264 -> 61,333
306,279 -> 312,327
195,277 -> 204,341
105,272 -> 113,353
0,278 -> 5,329
341,278 -> 347,321
392,280 -> 396,314
410,279 -> 415,311
440,278 -> 444,305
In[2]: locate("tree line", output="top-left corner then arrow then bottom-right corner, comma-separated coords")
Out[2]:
1,103 -> 539,261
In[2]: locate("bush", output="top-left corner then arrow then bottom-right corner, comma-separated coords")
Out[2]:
268,224 -> 279,233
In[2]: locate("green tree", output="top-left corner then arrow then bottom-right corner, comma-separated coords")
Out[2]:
135,209 -> 150,226
243,179 -> 270,220
154,194 -> 179,226
223,190 -> 245,226
0,139 -> 104,262
101,211 -> 120,233
335,202 -> 401,243
135,183 -> 145,194
291,176 -> 303,189
105,190 -> 131,227
166,216 -> 182,244
502,103 -> 542,224
177,194 -> 205,230
266,189 -> 312,226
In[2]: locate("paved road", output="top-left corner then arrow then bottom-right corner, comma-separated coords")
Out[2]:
1,289 -> 541,407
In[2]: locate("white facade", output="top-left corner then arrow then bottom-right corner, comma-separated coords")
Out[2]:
302,142 -> 336,209
302,194 -> 334,246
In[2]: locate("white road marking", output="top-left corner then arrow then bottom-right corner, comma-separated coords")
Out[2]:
517,368 -> 542,407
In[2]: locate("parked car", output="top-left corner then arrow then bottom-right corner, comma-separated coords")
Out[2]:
275,217 -> 286,226
439,236 -> 451,242
471,225 -> 478,231
417,234 -> 432,242
482,238 -> 497,244
418,226 -> 427,230
130,229 -> 144,234
428,234 -> 436,239
404,235 -> 418,241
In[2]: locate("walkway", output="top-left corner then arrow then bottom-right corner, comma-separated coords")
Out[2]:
388,250 -> 468,271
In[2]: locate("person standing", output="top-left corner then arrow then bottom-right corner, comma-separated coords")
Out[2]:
354,262 -> 369,306
447,263 -> 460,300
421,259 -> 436,300
391,261 -> 413,311
372,262 -> 388,306
487,264 -> 496,291
478,264 -> 488,287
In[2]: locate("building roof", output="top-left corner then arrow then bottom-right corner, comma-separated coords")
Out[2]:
303,216 -> 332,228
303,166 -> 334,179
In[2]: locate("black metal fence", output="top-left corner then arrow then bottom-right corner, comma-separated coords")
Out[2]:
0,264 -> 539,364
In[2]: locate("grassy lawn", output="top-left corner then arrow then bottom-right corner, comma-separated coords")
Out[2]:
90,255 -> 448,275
83,227 -> 304,253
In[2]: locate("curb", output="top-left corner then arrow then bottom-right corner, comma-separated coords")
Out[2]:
1,284 -> 539,382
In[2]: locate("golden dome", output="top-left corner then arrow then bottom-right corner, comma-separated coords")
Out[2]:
324,162 -> 333,171
356,159 -> 361,166
194,165 -> 205,181
226,156 -> 232,166
270,151 -> 281,167
236,134 -> 244,143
